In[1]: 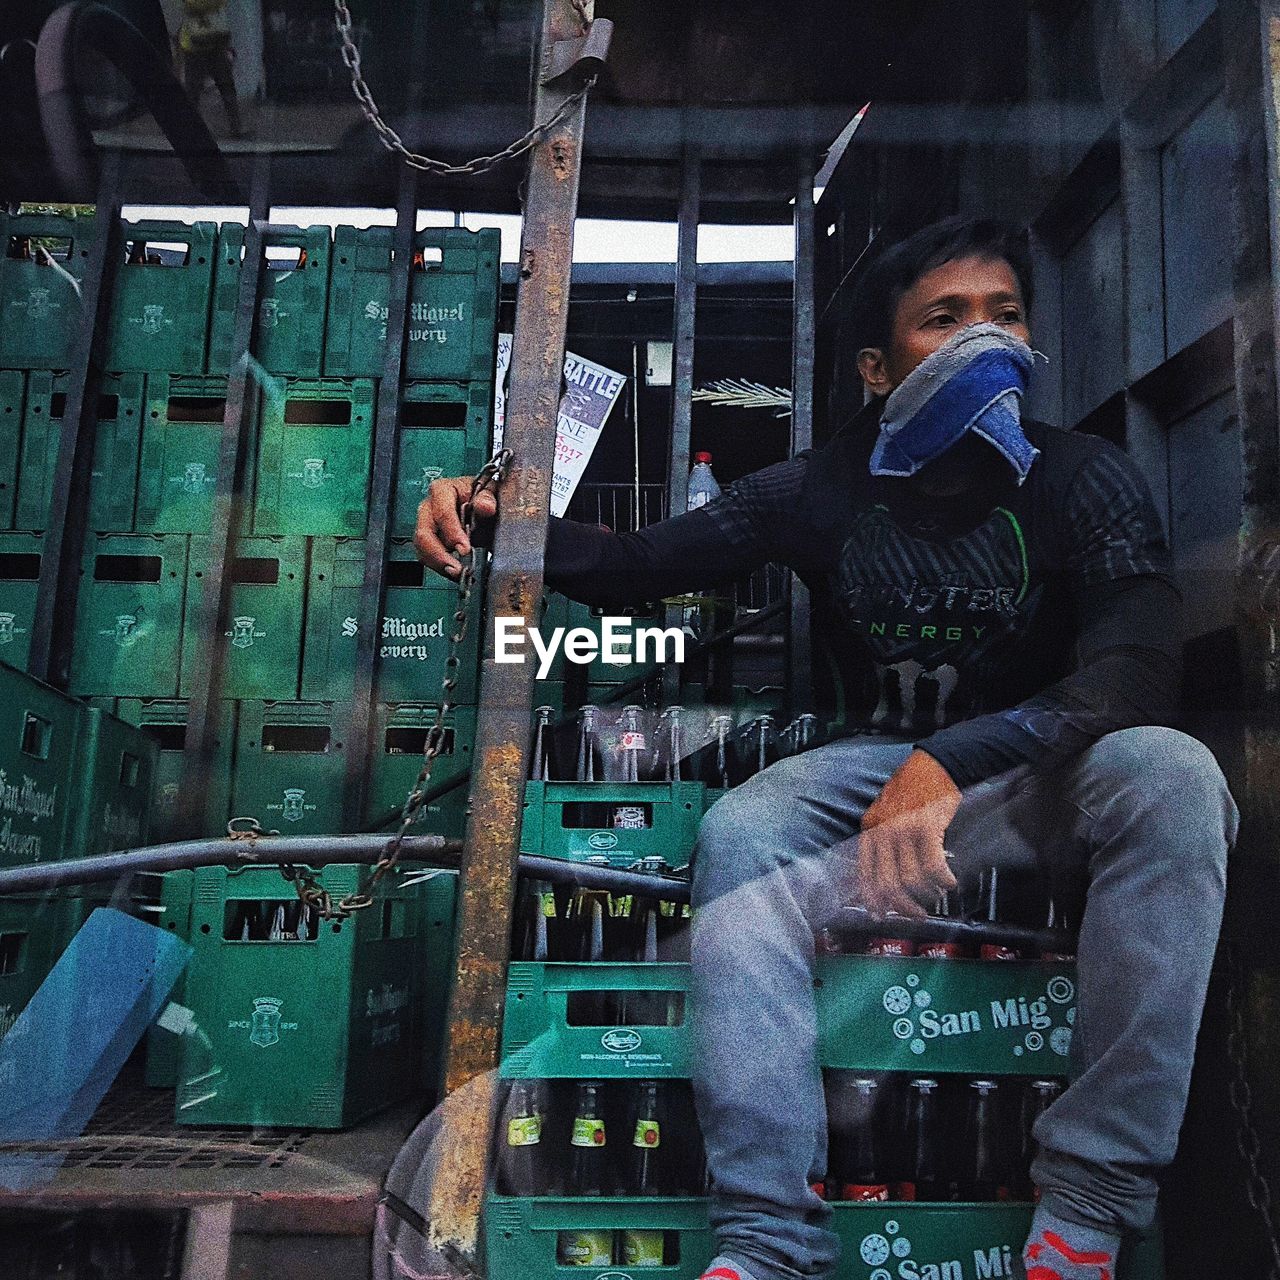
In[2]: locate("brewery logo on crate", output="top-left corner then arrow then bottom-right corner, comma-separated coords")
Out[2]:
227,616 -> 267,649
169,462 -> 216,495
858,1219 -> 1017,1280
135,304 -> 173,336
100,613 -> 143,647
229,996 -> 299,1048
286,457 -> 332,489
880,972 -> 1075,1061
0,612 -> 28,648
266,787 -> 317,823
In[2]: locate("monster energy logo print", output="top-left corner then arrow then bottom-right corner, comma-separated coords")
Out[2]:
837,505 -> 1031,732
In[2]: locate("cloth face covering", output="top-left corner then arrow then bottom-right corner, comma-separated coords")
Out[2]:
869,322 -> 1038,484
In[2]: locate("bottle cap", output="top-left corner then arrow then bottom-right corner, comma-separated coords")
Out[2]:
693,451 -> 713,464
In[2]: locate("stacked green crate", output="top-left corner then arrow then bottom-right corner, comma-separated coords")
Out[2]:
173,862 -> 441,1128
0,533 -> 41,669
208,224 -> 332,377
105,222 -> 219,375
0,211 -> 97,372
324,226 -> 501,382
488,956 -> 1165,1280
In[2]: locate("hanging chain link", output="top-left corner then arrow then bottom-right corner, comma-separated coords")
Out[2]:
280,450 -> 513,919
334,1 -> 595,178
1225,940 -> 1280,1279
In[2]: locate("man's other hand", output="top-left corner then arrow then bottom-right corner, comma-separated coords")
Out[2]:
414,476 -> 498,580
853,750 -> 962,919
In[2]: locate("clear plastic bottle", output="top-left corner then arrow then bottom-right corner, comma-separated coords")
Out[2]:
686,451 -> 722,510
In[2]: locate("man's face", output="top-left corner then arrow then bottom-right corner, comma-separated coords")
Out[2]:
858,254 -> 1032,496
858,254 -> 1031,395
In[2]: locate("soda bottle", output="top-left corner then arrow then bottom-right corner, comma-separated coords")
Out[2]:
829,1074 -> 890,1201
531,705 -> 560,781
612,706 -> 649,830
696,714 -> 738,790
497,1079 -> 546,1196
567,1081 -> 610,1195
514,878 -> 556,962
979,868 -> 1020,961
1041,898 -> 1077,962
752,714 -> 781,775
917,891 -> 965,960
687,452 -> 722,510
1017,1079 -> 1062,1199
565,864 -> 613,1021
655,706 -> 685,782
958,1080 -> 1010,1201
558,1230 -> 614,1267
627,1081 -> 667,1195
619,1229 -> 668,1268
863,933 -> 916,958
573,705 -> 609,827
794,712 -> 819,752
895,1078 -> 947,1202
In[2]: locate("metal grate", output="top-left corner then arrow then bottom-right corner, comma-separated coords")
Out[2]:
0,1077 -> 311,1173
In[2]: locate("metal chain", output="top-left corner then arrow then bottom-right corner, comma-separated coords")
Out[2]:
283,450 -> 513,919
1225,939 -> 1280,1279
334,1 -> 595,177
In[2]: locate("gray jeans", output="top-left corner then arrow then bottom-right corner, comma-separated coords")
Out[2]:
688,726 -> 1237,1280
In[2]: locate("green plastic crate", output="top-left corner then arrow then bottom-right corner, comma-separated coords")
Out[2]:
0,893 -> 70,1042
411,867 -> 459,1092
325,226 -> 501,380
391,380 -> 492,537
302,537 -> 482,704
105,221 -> 218,373
135,374 -> 243,535
115,699 -> 236,843
0,532 -> 41,668
0,370 -> 23,528
69,533 -> 189,698
365,702 -> 477,840
520,781 -> 706,870
144,869 -> 195,1087
68,705 -> 158,857
181,535 -> 307,700
0,661 -> 84,865
500,958 -> 1079,1082
815,955 -> 1078,1077
229,700 -> 348,834
501,963 -> 692,1080
252,378 -> 374,537
485,1197 -> 1162,1280
208,224 -> 332,377
0,212 -> 96,370
15,371 -> 146,533
175,863 -> 426,1128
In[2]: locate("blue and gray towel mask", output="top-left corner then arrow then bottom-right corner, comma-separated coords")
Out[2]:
868,322 -> 1039,484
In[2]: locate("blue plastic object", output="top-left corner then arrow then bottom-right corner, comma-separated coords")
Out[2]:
0,908 -> 191,1189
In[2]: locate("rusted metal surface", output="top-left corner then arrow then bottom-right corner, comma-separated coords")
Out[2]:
431,0 -> 596,1260
663,143 -> 701,701
27,152 -> 122,687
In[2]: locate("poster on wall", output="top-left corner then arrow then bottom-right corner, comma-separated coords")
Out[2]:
493,333 -> 626,518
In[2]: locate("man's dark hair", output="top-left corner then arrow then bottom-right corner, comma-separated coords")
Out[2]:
850,216 -> 1034,352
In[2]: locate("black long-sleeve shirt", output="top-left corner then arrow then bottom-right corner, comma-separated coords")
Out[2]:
545,401 -> 1181,788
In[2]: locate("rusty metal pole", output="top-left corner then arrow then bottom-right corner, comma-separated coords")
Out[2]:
428,0 -> 594,1260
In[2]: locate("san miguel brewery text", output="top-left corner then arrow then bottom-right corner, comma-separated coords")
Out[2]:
889,1245 -> 1018,1279
495,617 -> 686,679
365,298 -> 464,344
342,614 -> 447,661
916,996 -> 1055,1040
0,771 -> 57,861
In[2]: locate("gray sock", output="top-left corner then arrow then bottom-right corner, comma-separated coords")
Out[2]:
1023,1205 -> 1120,1280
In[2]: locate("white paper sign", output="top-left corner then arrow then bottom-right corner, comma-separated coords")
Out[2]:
493,333 -> 626,518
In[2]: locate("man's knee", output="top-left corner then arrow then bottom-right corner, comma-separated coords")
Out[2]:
1085,726 -> 1237,866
